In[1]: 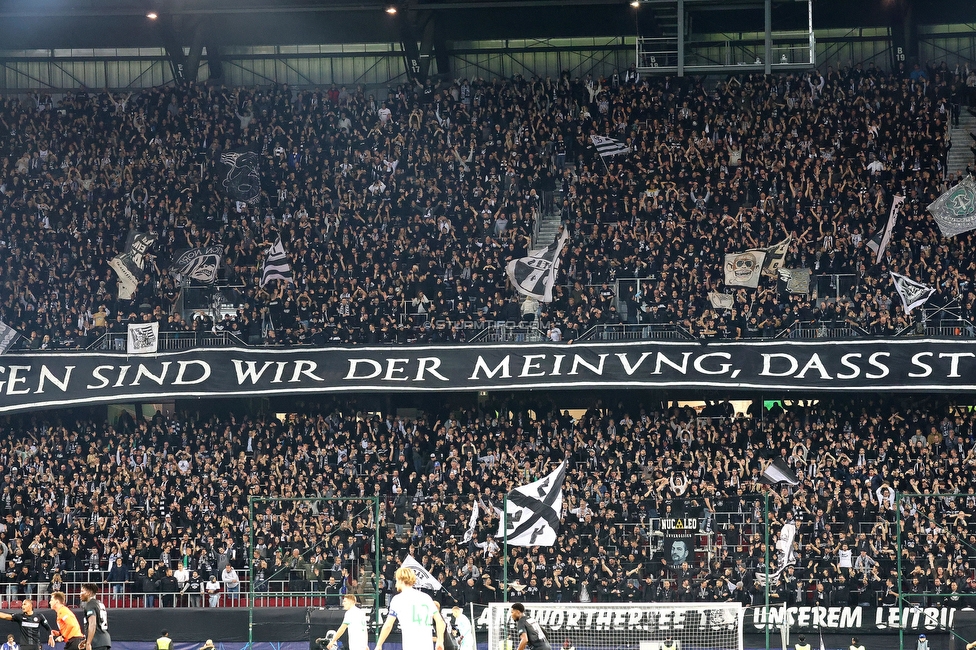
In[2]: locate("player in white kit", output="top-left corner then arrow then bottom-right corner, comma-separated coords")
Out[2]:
376,568 -> 445,650
328,594 -> 369,650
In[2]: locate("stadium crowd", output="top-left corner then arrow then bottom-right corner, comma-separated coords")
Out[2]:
0,396 -> 972,609
1,61 -> 975,348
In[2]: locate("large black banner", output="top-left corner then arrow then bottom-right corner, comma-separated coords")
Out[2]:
2,338 -> 976,413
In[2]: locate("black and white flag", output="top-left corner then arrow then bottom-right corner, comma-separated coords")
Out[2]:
0,320 -> 20,355
171,246 -> 222,284
219,149 -> 262,204
866,194 -> 904,259
260,238 -> 293,287
761,237 -> 791,278
891,271 -> 935,315
590,135 -> 631,158
724,249 -> 767,289
462,500 -> 480,544
109,230 -> 157,300
497,461 -> 566,546
400,554 -> 443,591
760,457 -> 800,486
127,322 -> 159,355
505,228 -> 569,303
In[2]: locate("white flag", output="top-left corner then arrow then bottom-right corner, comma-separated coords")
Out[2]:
462,500 -> 479,544
867,195 -> 904,260
890,271 -> 935,315
127,322 -> 159,354
497,461 -> 566,546
505,229 -> 569,303
708,292 -> 734,310
400,554 -> 442,591
590,135 -> 630,158
724,249 -> 767,289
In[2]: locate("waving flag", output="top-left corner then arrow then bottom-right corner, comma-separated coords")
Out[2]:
928,176 -> 976,237
497,461 -> 566,546
260,237 -> 293,287
590,135 -> 630,158
867,195 -> 904,259
400,554 -> 443,591
891,272 -> 935,315
505,228 -> 569,303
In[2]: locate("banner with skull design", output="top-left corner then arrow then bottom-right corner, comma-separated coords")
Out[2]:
724,249 -> 767,289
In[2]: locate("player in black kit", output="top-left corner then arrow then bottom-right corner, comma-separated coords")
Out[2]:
0,600 -> 55,650
80,584 -> 111,650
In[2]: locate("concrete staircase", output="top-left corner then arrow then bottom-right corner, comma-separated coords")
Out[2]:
947,109 -> 976,178
535,210 -> 563,248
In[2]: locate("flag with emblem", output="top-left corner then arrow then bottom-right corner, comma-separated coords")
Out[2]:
708,292 -> 734,310
127,322 -> 159,354
505,228 -> 569,302
928,176 -> 976,237
724,249 -> 767,289
891,271 -> 935,315
109,230 -> 157,299
497,461 -> 566,546
400,554 -> 443,592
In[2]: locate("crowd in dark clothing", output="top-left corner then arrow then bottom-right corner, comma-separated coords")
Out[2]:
1,60 -> 975,349
0,395 -> 972,610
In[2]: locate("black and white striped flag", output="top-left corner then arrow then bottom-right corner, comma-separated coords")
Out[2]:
505,228 -> 569,302
260,238 -> 293,287
590,135 -> 630,158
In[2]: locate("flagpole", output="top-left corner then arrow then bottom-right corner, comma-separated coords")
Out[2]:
764,490 -> 771,650
502,493 -> 509,603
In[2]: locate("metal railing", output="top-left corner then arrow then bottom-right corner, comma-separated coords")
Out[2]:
468,324 -> 548,343
577,323 -> 694,341
87,331 -> 246,351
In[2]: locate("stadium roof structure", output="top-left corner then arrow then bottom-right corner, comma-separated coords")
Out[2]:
0,0 -> 970,50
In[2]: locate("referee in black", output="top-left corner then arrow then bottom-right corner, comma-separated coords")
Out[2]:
0,600 -> 55,650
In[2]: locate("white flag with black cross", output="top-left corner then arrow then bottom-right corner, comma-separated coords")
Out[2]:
496,461 -> 566,546
400,554 -> 443,591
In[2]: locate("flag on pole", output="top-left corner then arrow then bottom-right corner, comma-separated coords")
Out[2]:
866,195 -> 904,259
497,461 -> 566,546
928,176 -> 976,237
819,629 -> 826,650
0,321 -> 20,355
890,272 -> 935,315
400,554 -> 443,591
261,237 -> 293,287
724,249 -> 767,288
109,230 -> 157,299
760,458 -> 800,486
462,500 -> 480,544
505,228 -> 569,303
590,135 -> 631,158
761,237 -> 791,278
127,322 -> 159,355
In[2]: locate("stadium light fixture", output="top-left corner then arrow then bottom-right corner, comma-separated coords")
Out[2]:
146,11 -> 158,19
630,0 -> 639,6
385,5 -> 398,14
